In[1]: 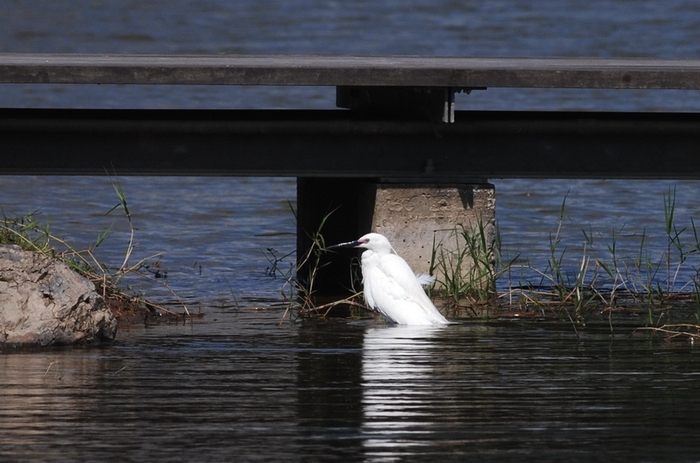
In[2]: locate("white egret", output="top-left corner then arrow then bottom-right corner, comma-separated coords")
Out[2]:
328,233 -> 450,325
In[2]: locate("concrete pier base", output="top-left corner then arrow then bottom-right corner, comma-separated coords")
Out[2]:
371,183 -> 496,277
297,178 -> 496,300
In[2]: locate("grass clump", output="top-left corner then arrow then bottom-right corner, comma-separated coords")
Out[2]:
429,220 -> 518,314
274,207 -> 365,325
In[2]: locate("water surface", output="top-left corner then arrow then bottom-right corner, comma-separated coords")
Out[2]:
3,311 -> 700,462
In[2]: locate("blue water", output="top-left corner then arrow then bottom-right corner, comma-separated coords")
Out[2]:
3,2 -> 700,462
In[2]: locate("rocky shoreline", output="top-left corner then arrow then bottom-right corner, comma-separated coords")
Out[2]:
0,245 -> 136,348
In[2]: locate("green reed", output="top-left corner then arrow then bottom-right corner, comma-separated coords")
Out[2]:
429,219 -> 518,311
504,187 -> 700,328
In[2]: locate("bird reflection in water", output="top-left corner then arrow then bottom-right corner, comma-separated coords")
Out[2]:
360,325 -> 447,458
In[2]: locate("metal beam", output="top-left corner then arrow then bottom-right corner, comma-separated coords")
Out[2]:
1,108 -> 700,179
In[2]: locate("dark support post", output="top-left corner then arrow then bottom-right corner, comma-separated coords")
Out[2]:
296,178 -> 376,303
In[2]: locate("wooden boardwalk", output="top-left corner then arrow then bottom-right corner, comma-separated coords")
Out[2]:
2,54 -> 700,89
2,54 -> 700,178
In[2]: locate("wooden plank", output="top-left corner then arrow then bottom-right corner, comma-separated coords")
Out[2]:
1,54 -> 700,89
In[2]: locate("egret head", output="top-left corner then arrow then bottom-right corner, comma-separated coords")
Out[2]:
327,233 -> 396,254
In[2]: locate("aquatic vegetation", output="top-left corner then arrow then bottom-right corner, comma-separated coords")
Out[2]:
429,220 -> 518,314
286,207 -> 331,314
276,207 -> 365,324
0,211 -> 53,253
635,323 -> 700,341
499,187 -> 700,334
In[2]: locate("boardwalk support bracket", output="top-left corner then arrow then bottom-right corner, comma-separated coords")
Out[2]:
336,86 -> 483,123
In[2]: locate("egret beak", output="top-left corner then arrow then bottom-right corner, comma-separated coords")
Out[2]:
325,239 -> 362,251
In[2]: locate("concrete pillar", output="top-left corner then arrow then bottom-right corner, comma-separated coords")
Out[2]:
370,183 -> 496,278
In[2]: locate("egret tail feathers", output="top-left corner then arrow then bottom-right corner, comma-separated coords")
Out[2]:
415,274 -> 435,286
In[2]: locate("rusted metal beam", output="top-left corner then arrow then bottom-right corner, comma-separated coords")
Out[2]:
1,54 -> 700,89
1,108 -> 700,179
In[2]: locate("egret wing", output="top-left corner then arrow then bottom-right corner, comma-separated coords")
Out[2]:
365,254 -> 448,324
